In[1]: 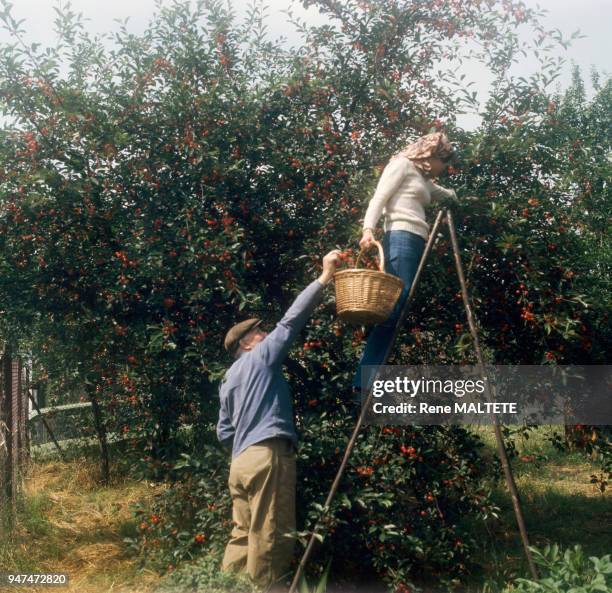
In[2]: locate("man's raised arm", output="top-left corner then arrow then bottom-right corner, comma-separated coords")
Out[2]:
257,250 -> 340,366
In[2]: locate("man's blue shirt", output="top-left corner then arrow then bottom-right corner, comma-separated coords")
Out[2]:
216,280 -> 325,459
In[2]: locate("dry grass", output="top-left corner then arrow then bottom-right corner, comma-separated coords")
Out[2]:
2,457 -> 166,593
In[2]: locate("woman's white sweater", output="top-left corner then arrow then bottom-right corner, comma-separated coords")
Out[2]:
362,157 -> 456,240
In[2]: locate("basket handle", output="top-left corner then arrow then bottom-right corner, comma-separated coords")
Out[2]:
355,240 -> 385,272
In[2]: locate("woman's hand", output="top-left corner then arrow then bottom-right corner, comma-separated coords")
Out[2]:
359,228 -> 375,250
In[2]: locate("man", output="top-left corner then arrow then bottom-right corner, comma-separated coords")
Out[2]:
217,249 -> 341,589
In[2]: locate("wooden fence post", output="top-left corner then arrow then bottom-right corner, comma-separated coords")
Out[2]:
21,362 -> 30,466
0,354 -> 7,518
8,358 -> 21,515
0,355 -> 25,520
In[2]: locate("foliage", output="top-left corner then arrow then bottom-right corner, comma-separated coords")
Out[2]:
0,0 -> 609,589
297,422 -> 499,589
502,545 -> 612,593
125,422 -> 499,590
124,447 -> 232,570
155,554 -> 256,593
400,69 -> 611,368
299,559 -> 331,593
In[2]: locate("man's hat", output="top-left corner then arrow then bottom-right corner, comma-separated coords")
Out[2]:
223,318 -> 262,354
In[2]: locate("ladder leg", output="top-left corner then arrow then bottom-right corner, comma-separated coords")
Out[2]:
446,210 -> 538,581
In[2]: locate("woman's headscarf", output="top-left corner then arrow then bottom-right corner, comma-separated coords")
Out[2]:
393,132 -> 454,175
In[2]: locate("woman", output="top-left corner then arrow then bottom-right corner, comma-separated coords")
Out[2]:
354,132 -> 457,393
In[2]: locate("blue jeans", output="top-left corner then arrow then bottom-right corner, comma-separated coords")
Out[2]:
353,230 -> 425,391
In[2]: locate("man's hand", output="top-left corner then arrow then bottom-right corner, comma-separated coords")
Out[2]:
359,228 -> 375,250
318,250 -> 342,285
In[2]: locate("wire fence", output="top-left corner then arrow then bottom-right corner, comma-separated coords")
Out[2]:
29,401 -> 93,447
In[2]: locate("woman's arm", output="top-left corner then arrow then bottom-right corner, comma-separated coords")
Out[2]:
362,157 -> 411,231
360,157 -> 411,249
427,180 -> 457,202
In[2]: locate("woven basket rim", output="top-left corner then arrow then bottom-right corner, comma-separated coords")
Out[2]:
334,269 -> 404,284
337,307 -> 391,313
334,268 -> 403,283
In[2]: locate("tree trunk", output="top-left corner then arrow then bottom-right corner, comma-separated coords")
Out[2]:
85,384 -> 110,485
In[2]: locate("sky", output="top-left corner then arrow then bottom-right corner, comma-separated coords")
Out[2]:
0,0 -> 610,130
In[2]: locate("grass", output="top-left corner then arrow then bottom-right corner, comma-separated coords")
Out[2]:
1,427 -> 609,593
459,425 -> 611,593
0,455 -> 164,593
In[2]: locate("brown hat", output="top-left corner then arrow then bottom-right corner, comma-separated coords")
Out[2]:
223,318 -> 262,354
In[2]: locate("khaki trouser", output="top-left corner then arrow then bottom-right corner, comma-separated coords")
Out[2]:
222,438 -> 297,587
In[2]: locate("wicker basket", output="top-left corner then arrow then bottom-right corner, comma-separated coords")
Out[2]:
334,240 -> 404,325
